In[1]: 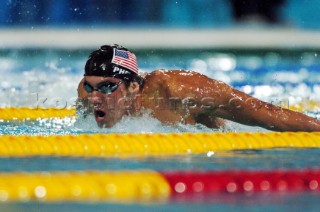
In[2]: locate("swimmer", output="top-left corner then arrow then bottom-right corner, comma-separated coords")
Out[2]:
77,44 -> 320,131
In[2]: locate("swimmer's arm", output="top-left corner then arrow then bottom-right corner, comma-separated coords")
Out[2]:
215,87 -> 320,132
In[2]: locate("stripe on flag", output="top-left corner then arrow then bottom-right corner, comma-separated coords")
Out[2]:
112,49 -> 138,74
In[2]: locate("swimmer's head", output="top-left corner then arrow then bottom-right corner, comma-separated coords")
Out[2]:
83,45 -> 142,128
84,44 -> 143,85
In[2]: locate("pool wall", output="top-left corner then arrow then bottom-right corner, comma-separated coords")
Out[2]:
1,28 -> 320,50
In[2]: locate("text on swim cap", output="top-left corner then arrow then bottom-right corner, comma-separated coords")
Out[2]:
113,66 -> 131,75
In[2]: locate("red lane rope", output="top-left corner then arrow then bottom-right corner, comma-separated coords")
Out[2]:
161,169 -> 320,196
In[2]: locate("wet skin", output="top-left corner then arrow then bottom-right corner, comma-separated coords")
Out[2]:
78,70 -> 320,131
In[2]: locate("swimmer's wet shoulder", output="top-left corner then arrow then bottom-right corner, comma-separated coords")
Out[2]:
140,70 -> 228,127
138,70 -> 182,124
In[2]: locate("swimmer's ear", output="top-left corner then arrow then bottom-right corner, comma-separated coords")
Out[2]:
128,81 -> 140,94
77,78 -> 88,98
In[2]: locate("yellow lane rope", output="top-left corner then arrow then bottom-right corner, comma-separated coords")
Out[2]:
0,101 -> 319,121
0,107 -> 76,121
0,171 -> 170,203
289,100 -> 320,112
0,132 -> 319,157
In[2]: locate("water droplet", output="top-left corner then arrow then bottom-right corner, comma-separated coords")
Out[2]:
175,182 -> 186,193
35,186 -> 46,198
226,182 -> 237,193
207,151 -> 214,157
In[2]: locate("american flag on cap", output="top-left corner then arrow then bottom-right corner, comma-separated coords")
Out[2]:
111,49 -> 138,74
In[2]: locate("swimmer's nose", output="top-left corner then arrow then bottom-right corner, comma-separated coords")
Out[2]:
88,91 -> 103,104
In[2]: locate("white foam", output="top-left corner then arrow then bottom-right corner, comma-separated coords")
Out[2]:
73,112 -> 269,134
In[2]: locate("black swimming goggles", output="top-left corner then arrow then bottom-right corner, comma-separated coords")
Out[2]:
83,81 -> 122,94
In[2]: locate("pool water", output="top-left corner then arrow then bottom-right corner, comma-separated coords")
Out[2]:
1,48 -> 320,211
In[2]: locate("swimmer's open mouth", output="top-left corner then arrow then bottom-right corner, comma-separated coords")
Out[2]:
94,110 -> 106,122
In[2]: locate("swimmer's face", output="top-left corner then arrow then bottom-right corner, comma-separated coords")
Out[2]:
83,76 -> 130,128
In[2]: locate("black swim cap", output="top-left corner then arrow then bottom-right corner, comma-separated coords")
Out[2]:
84,44 -> 142,84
